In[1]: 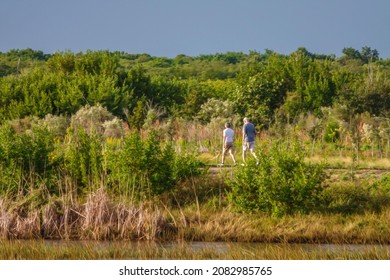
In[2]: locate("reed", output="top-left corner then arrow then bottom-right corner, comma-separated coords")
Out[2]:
174,207 -> 390,244
0,189 -> 174,241
0,240 -> 388,260
1,188 -> 390,244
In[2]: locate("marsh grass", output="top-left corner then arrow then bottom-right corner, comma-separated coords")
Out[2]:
0,189 -> 175,241
0,240 -> 388,260
0,164 -> 389,248
1,170 -> 390,244
173,207 -> 390,244
2,198 -> 389,245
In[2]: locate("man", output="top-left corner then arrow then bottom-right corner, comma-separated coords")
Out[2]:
218,122 -> 237,166
242,117 -> 259,165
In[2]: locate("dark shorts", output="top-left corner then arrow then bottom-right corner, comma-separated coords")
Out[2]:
223,142 -> 234,154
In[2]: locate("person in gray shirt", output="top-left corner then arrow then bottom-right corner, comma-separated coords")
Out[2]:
242,117 -> 259,165
218,122 -> 237,166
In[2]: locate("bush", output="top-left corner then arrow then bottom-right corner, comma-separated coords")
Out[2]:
324,118 -> 340,143
321,178 -> 390,214
227,141 -> 326,216
64,127 -> 103,191
0,122 -> 55,194
71,104 -> 115,135
106,130 -> 203,198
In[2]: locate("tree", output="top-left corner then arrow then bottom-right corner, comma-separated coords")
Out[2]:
47,52 -> 76,74
360,46 -> 379,63
284,53 -> 335,117
232,54 -> 290,126
341,46 -> 379,64
342,47 -> 361,60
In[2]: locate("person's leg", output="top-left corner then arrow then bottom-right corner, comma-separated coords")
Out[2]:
242,142 -> 248,165
229,148 -> 236,165
220,143 -> 230,166
251,151 -> 259,164
249,142 -> 259,164
221,147 -> 227,165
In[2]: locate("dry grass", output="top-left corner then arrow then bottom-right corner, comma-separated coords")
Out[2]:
0,239 -> 388,260
0,189 -> 174,241
0,197 -> 41,239
81,189 -> 171,240
175,207 -> 390,244
306,155 -> 390,170
0,182 -> 389,245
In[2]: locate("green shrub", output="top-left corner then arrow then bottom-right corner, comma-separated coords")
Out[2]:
0,123 -> 54,172
227,141 -> 326,216
324,119 -> 340,143
64,127 -> 103,191
370,173 -> 390,192
321,178 -> 390,214
0,123 -> 55,194
106,130 -> 203,198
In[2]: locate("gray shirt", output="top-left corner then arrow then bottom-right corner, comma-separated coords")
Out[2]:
243,122 -> 255,142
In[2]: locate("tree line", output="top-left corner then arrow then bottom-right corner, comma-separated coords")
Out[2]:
0,47 -> 389,130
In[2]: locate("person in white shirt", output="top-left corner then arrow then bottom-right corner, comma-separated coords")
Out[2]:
219,122 -> 237,166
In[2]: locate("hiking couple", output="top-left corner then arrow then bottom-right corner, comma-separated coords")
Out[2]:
219,117 -> 259,167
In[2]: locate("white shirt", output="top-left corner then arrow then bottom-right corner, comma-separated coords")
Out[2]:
223,128 -> 234,143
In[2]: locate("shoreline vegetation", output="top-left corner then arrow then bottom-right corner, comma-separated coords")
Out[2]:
1,167 -> 389,244
0,49 -> 390,259
1,239 -> 389,260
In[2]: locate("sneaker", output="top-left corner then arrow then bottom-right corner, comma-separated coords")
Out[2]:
233,162 -> 237,166
240,163 -> 245,167
256,161 -> 259,165
217,163 -> 224,167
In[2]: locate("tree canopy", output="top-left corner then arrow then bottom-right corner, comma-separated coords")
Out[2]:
0,47 -> 389,128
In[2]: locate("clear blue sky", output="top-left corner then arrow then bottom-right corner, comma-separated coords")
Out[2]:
1,0 -> 389,58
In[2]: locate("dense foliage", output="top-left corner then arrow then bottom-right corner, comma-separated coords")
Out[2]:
0,47 -> 389,215
227,141 -> 327,216
0,105 -> 203,199
1,47 -> 389,126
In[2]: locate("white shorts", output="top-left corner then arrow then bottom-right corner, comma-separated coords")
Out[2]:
243,141 -> 255,152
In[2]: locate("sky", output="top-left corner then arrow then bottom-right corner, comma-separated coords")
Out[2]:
1,0 -> 389,58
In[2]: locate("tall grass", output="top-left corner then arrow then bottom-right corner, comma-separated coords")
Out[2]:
1,183 -> 389,244
0,240 -> 388,260
0,166 -> 389,243
182,209 -> 390,244
0,189 -> 175,241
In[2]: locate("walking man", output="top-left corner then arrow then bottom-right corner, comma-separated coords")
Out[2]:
242,117 -> 259,165
219,122 -> 237,166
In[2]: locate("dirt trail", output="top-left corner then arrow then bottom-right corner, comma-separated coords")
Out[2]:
206,164 -> 390,180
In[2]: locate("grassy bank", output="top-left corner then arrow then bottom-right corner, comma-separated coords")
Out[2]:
1,174 -> 389,244
1,240 -> 389,260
